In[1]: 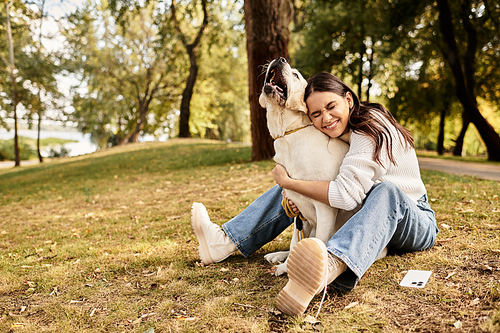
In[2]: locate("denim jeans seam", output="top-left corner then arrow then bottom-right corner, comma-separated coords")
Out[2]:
222,224 -> 250,257
239,210 -> 286,244
327,249 -> 363,279
223,210 -> 288,258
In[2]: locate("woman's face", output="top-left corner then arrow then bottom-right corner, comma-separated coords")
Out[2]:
306,91 -> 353,138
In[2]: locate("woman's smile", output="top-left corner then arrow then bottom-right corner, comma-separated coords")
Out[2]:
306,91 -> 353,138
324,119 -> 339,130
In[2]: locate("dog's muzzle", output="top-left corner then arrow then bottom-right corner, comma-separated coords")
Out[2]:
263,57 -> 288,102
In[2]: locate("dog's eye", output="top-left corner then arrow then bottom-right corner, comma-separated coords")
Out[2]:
293,73 -> 299,79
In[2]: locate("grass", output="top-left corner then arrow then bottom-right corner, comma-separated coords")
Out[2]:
0,138 -> 499,332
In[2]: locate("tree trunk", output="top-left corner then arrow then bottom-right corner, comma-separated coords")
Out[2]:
178,45 -> 198,138
244,0 -> 293,161
129,102 -> 149,143
36,0 -> 46,163
437,0 -> 500,161
172,0 -> 208,138
453,112 -> 469,156
6,0 -> 20,167
436,101 -> 449,155
366,41 -> 374,102
357,38 -> 366,100
37,114 -> 43,162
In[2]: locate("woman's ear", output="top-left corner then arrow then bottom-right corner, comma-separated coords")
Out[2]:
346,92 -> 353,109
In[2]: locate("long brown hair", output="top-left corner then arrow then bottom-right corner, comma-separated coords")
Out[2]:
304,72 -> 414,167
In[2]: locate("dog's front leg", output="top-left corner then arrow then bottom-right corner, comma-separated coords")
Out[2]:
264,217 -> 303,276
313,204 -> 339,246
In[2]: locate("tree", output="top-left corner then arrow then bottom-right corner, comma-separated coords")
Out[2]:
436,0 -> 500,161
293,0 -> 392,101
171,0 -> 208,138
244,0 -> 293,161
188,1 -> 250,142
4,0 -> 20,166
63,1 -> 182,147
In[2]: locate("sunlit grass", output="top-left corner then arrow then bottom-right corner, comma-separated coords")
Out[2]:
0,139 -> 499,332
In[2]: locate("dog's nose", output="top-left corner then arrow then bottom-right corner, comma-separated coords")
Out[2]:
278,57 -> 287,64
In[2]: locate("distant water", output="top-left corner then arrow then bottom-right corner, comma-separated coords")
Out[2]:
0,128 -> 98,157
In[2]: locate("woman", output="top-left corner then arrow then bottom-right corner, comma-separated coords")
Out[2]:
191,72 -> 438,316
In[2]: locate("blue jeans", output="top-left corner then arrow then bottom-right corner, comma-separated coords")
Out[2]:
222,182 -> 438,291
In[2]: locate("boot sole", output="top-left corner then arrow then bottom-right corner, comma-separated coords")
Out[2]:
191,203 -> 213,265
276,238 -> 327,316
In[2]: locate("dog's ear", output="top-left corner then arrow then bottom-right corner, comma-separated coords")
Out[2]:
286,82 -> 308,113
259,92 -> 267,108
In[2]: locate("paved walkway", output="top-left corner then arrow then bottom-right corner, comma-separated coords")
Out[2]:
2,157 -> 500,182
418,157 -> 500,182
0,160 -> 41,169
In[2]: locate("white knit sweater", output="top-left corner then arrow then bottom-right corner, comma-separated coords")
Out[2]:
328,120 -> 427,211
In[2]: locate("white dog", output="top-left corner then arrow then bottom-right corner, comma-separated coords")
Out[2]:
259,57 -> 355,276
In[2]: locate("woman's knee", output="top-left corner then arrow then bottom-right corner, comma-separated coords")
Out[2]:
370,182 -> 401,197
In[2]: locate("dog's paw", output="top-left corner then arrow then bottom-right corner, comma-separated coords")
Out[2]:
273,262 -> 288,276
264,251 -> 290,264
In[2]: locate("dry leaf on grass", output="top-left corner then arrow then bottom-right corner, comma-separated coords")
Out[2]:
344,301 -> 359,310
175,315 -> 198,321
304,315 -> 320,324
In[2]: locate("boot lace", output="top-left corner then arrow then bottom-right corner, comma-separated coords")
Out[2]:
315,253 -> 340,319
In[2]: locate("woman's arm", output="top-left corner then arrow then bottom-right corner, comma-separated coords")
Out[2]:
272,164 -> 330,205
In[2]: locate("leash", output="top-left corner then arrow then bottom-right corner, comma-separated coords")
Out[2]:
281,196 -> 305,240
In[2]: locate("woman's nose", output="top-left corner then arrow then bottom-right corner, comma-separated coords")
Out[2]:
323,110 -> 333,121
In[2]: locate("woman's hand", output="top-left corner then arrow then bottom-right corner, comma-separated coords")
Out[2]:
282,190 -> 300,215
273,163 -> 331,207
272,163 -> 292,188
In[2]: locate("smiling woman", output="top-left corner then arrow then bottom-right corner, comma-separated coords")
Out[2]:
306,91 -> 352,139
191,71 -> 438,317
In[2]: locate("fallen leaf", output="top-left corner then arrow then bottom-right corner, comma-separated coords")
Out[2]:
219,268 -> 229,272
470,298 -> 480,306
482,264 -> 493,271
441,223 -> 450,229
69,299 -> 85,304
344,301 -> 359,310
304,315 -> 320,324
175,315 -> 197,321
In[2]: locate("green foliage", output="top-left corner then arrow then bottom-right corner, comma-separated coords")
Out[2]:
47,146 -> 71,158
62,0 -> 184,147
189,1 -> 250,142
0,0 -> 61,126
0,137 -> 36,161
292,0 -> 500,156
63,0 -> 249,146
0,136 -> 76,161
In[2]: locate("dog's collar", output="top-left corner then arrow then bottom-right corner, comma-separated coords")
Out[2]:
273,124 -> 313,140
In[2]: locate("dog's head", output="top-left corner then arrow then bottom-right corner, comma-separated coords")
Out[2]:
259,57 -> 308,113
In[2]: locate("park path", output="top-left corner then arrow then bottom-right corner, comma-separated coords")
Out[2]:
418,157 -> 500,182
1,156 -> 500,182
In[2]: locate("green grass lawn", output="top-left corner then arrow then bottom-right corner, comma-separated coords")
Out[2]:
1,139 -> 499,332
